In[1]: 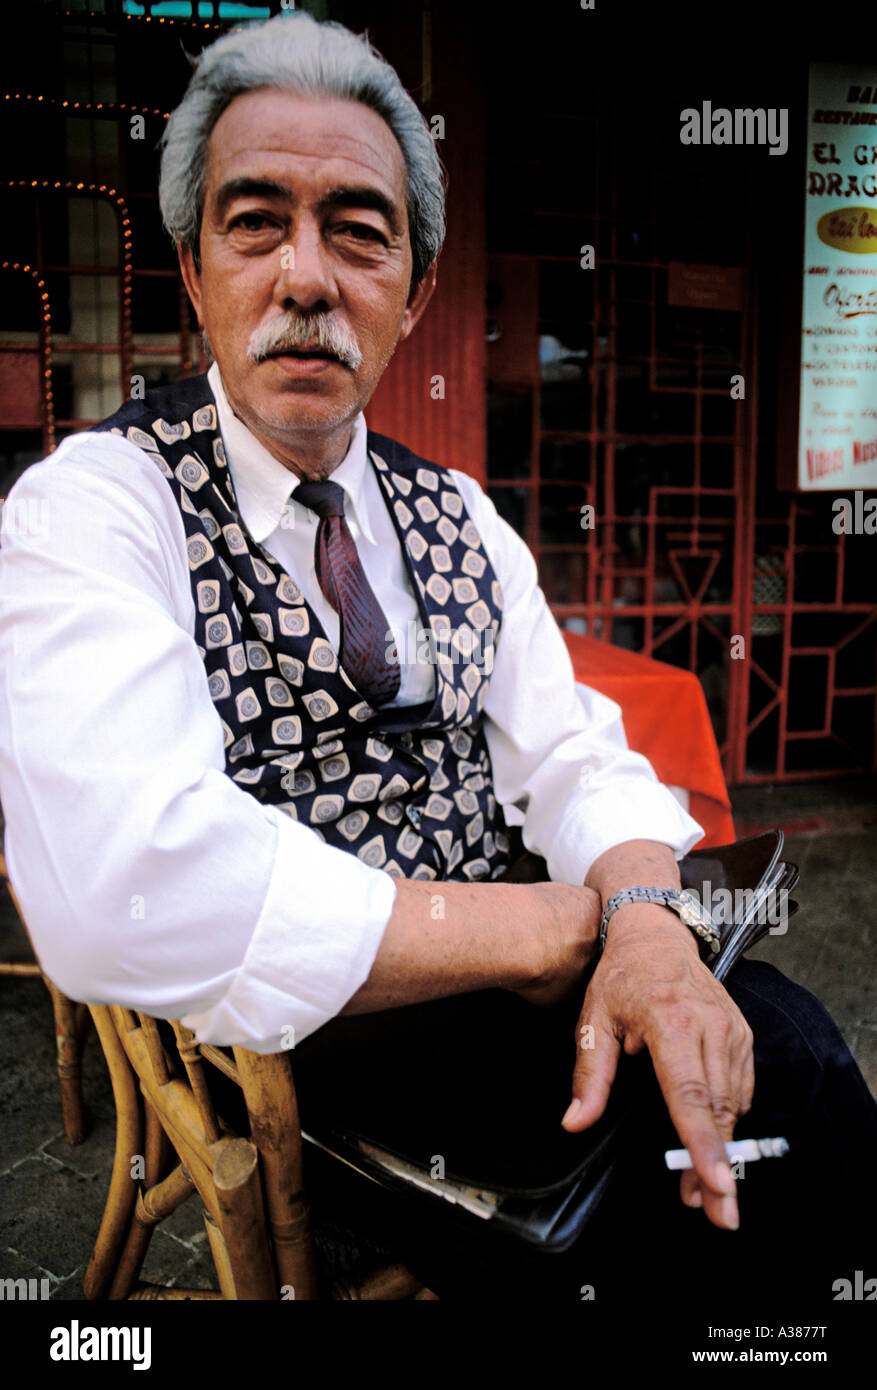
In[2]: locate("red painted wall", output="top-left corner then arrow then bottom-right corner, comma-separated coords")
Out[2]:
362,4 -> 487,485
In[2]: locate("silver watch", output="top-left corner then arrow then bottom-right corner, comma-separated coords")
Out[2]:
598,886 -> 721,955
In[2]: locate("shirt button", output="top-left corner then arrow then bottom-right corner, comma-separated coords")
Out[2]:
407,806 -> 422,829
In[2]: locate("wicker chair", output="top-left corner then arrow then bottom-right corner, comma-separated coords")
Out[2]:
0,848 -> 88,1144
83,1003 -> 437,1301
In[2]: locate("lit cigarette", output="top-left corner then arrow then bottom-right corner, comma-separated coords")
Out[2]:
664,1137 -> 789,1170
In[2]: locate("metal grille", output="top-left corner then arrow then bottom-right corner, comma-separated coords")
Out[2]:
485,114 -> 877,785
0,4 -> 211,494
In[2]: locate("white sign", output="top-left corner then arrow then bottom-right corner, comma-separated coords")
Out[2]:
798,63 -> 877,490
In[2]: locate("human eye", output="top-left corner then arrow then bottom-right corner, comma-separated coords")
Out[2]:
334,221 -> 388,246
229,211 -> 278,233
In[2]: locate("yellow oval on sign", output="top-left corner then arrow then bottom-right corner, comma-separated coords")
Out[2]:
817,206 -> 877,254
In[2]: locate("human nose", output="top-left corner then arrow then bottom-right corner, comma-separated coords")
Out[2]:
273,218 -> 338,313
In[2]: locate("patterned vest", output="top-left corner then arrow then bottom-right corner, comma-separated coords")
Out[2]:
94,375 -> 512,882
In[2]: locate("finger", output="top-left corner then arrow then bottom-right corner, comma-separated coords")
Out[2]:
701,1028 -> 744,1230
734,1020 -> 755,1117
562,1005 -> 620,1131
740,1044 -> 755,1116
703,1012 -> 754,1151
674,1024 -> 754,1227
646,1024 -> 738,1226
708,1022 -> 755,1223
701,1027 -> 740,1139
720,1005 -> 754,1120
680,1169 -> 702,1208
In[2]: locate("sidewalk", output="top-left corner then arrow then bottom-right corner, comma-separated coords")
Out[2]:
2,777 -> 875,1299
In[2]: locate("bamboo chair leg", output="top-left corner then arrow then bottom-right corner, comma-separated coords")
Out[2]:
83,1007 -> 144,1300
44,978 -> 86,1145
108,1162 -> 197,1300
107,1101 -> 178,1300
233,1050 -> 319,1300
203,1208 -> 238,1301
212,1138 -> 278,1300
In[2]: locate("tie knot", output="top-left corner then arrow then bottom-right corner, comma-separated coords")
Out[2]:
294,479 -> 346,520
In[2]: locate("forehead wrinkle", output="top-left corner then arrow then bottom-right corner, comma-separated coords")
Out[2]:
206,93 -> 407,203
241,125 -> 403,183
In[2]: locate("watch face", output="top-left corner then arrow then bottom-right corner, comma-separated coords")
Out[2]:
679,890 -> 713,928
679,899 -> 701,927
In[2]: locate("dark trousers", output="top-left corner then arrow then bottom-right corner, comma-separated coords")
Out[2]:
302,960 -> 877,1306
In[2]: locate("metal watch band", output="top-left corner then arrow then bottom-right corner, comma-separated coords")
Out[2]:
598,886 -> 721,955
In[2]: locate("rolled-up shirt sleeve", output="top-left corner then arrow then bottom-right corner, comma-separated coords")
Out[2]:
0,436 -> 396,1051
451,471 -> 705,885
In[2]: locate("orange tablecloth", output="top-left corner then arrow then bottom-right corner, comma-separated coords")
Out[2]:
562,632 -> 735,850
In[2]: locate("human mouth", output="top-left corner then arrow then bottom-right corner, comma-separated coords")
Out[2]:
263,349 -> 342,378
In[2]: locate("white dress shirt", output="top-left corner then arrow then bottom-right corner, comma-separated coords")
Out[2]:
0,362 -> 703,1050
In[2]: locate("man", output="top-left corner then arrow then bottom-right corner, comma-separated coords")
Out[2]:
0,12 -> 874,1303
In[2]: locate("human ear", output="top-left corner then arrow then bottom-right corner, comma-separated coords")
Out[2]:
399,260 -> 438,342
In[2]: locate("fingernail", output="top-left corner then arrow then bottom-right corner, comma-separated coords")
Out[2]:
713,1162 -> 736,1195
562,1100 -> 582,1126
720,1196 -> 739,1230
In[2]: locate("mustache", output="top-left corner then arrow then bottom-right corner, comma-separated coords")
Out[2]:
246,313 -> 363,371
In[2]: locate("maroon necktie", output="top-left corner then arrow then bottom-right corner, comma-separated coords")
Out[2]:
294,479 -> 400,708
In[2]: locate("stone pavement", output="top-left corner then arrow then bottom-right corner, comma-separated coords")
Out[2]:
1,778 -> 875,1299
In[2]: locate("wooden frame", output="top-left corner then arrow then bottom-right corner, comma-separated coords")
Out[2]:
84,1005 -> 436,1301
1,845 -> 434,1297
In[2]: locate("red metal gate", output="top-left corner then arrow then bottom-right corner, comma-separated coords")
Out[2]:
483,114 -> 877,786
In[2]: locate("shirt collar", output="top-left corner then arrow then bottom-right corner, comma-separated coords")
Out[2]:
207,362 -> 375,545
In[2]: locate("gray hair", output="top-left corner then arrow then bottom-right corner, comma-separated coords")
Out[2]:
159,11 -> 446,289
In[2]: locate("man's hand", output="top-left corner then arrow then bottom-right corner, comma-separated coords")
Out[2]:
562,886 -> 755,1232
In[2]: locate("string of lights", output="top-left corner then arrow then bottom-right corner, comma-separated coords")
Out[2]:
6,179 -> 134,401
62,8 -> 223,29
0,260 -> 55,453
3,93 -> 170,118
